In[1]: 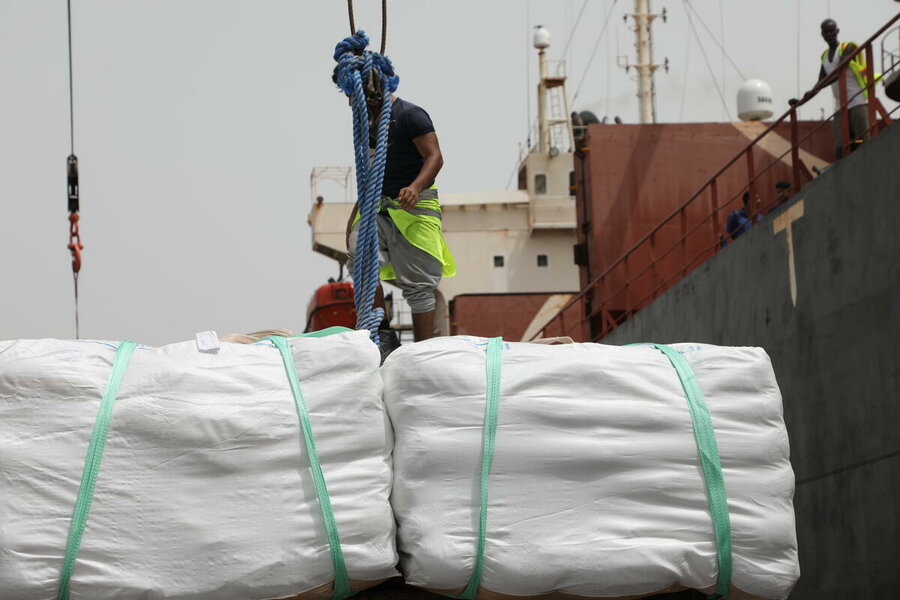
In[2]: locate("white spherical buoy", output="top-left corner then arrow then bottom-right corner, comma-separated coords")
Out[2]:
737,79 -> 775,121
533,26 -> 551,50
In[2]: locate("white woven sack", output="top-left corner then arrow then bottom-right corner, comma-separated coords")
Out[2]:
0,330 -> 397,600
383,337 -> 799,600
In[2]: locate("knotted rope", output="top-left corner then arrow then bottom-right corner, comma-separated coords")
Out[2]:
333,31 -> 399,345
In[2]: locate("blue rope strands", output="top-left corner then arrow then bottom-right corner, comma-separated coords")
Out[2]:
333,31 -> 399,345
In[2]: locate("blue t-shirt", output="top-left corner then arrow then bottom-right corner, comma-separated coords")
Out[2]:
726,209 -> 764,241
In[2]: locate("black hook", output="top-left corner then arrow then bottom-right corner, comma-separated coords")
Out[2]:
67,154 -> 79,213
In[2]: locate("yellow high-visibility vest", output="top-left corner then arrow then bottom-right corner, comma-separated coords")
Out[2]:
380,198 -> 456,280
353,187 -> 457,280
821,42 -> 873,98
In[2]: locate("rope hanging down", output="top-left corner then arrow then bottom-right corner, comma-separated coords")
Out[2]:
66,0 -> 83,339
333,31 -> 399,345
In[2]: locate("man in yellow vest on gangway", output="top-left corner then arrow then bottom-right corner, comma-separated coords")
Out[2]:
818,18 -> 875,158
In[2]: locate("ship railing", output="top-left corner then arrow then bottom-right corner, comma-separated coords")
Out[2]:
518,121 -> 540,163
883,25 -> 900,101
544,59 -> 567,80
531,11 -> 900,343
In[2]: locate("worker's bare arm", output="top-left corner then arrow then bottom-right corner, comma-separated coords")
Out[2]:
397,132 -> 443,210
346,202 -> 359,249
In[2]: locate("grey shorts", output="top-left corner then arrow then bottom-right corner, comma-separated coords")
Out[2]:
347,212 -> 442,314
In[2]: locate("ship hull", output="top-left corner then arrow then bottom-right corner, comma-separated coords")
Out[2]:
601,123 -> 900,599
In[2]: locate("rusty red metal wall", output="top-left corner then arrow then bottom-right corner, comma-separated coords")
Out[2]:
450,293 -> 576,340
574,121 -> 833,320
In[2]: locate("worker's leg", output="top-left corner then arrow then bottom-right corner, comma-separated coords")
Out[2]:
348,216 -> 402,360
411,309 -> 435,341
832,111 -> 844,159
381,220 -> 442,342
346,215 -> 392,322
849,105 -> 870,151
374,283 -> 386,312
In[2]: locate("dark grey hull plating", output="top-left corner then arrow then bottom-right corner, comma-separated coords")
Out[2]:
602,123 -> 900,599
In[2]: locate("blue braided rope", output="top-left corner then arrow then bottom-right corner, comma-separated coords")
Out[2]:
333,31 -> 399,345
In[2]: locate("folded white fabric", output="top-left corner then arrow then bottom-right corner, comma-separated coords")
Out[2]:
0,329 -> 398,600
383,337 -> 799,600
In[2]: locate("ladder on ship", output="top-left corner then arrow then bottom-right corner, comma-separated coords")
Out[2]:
544,59 -> 575,153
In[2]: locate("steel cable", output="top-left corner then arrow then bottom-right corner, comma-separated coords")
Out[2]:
572,0 -> 619,105
683,1 -> 731,121
683,0 -> 746,80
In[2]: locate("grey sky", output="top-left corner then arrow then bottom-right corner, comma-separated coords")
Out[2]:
2,1 -> 897,345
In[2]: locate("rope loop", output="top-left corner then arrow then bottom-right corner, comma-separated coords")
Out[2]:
333,30 -> 400,345
334,31 -> 399,96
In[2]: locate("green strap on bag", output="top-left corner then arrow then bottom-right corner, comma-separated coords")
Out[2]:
454,337 -> 503,600
271,336 -> 351,600
57,340 -> 137,600
648,344 -> 733,599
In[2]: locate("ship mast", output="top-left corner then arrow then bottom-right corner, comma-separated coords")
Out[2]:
624,0 -> 666,124
533,26 -> 573,154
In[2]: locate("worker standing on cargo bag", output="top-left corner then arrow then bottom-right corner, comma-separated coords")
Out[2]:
334,33 -> 456,347
818,19 -> 871,158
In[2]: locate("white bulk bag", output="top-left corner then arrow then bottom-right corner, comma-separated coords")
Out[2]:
0,329 -> 397,600
383,337 -> 798,600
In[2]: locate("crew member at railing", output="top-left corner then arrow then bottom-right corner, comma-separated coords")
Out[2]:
818,18 -> 872,158
772,180 -> 793,208
721,192 -> 765,246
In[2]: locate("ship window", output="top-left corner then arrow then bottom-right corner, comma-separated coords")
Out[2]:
494,256 -> 505,268
535,174 -> 547,195
537,254 -> 549,267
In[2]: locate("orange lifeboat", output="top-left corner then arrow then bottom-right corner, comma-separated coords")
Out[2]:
305,281 -> 356,332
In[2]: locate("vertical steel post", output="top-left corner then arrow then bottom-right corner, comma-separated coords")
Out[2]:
634,0 -> 655,124
838,64 -> 850,157
745,147 -> 756,218
680,207 -> 687,276
865,44 -> 877,139
790,106 -> 801,192
585,289 -> 596,341
558,307 -> 565,341
710,179 -> 720,242
537,49 -> 549,153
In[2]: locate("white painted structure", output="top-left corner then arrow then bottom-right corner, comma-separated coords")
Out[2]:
308,31 -> 579,333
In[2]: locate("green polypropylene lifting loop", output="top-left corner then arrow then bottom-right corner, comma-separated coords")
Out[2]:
648,344 -> 733,599
453,337 -> 503,600
57,340 -> 137,600
271,336 -> 351,600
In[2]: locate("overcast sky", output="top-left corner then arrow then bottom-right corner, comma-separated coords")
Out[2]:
2,1 -> 897,345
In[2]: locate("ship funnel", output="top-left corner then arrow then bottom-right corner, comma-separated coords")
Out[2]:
737,79 -> 775,121
533,26 -> 551,50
